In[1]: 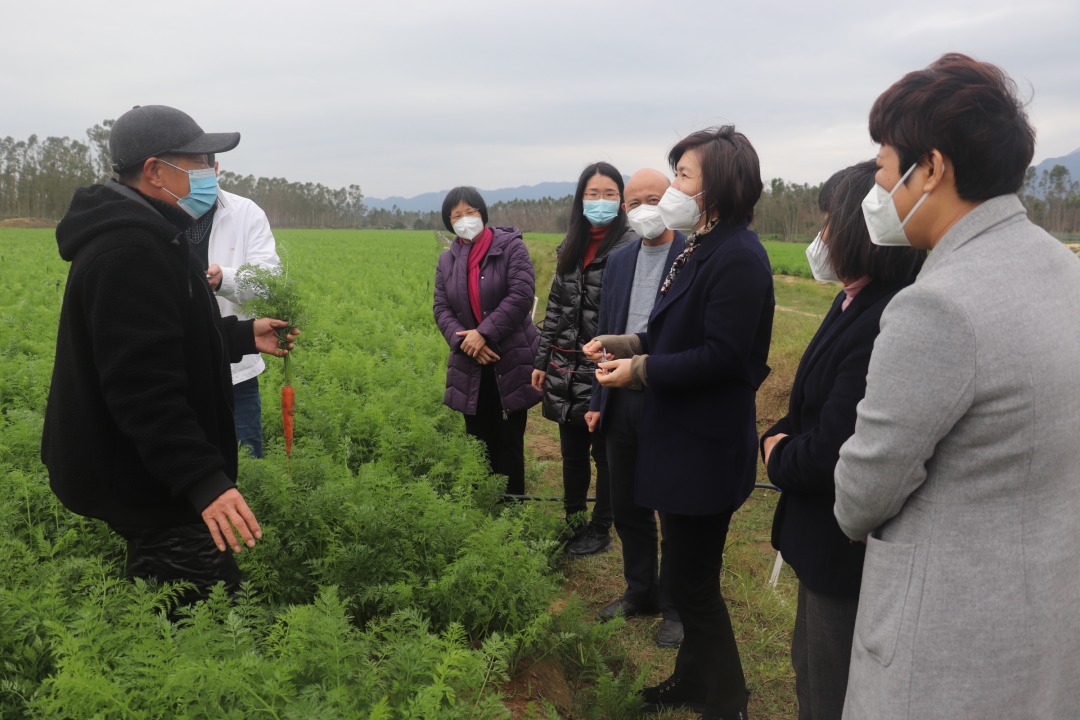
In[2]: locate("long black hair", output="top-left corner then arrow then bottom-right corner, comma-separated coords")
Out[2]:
556,162 -> 628,276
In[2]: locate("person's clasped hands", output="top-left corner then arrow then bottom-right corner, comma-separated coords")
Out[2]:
456,328 -> 501,364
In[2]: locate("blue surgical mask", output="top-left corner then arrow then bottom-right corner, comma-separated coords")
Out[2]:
583,199 -> 619,228
159,160 -> 219,218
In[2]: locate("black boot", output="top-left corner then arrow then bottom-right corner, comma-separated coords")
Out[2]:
699,688 -> 750,719
639,675 -> 707,714
566,521 -> 611,557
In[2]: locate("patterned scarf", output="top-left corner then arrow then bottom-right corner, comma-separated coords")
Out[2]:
659,218 -> 718,295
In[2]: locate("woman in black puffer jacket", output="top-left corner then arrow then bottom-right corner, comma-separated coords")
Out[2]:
532,162 -> 636,556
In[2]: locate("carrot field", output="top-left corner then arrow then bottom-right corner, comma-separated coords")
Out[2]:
0,228 -> 837,719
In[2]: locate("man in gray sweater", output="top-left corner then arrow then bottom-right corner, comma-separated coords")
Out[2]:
584,169 -> 687,647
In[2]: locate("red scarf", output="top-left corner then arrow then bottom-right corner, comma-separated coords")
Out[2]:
583,225 -> 607,267
462,227 -> 493,322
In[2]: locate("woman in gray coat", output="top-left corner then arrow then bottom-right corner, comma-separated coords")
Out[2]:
433,187 -> 542,496
834,54 -> 1080,719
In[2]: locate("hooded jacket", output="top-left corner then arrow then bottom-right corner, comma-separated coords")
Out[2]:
433,226 -> 542,416
42,179 -> 256,528
533,227 -> 636,424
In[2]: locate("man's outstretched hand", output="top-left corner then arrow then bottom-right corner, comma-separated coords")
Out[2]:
253,319 -> 299,357
201,488 -> 262,553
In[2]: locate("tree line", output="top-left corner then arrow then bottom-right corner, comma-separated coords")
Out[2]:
2,124 -> 1077,238
1020,165 -> 1080,238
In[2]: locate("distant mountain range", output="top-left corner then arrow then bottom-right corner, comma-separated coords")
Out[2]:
364,153 -> 1080,212
1032,147 -> 1080,183
364,176 -> 631,213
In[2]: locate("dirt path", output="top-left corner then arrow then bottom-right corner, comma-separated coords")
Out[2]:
516,407 -> 798,719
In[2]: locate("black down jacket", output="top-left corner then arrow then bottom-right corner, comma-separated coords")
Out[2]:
533,228 -> 636,424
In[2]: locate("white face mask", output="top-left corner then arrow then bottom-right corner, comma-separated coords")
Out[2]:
806,232 -> 843,284
657,186 -> 703,232
626,203 -> 667,240
862,162 -> 931,247
452,215 -> 485,241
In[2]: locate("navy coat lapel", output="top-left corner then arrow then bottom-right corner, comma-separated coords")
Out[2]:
613,239 -> 642,334
654,234 -> 686,306
791,280 -> 903,408
650,223 -> 738,324
789,293 -> 845,404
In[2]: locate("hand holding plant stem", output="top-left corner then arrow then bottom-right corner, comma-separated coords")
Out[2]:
237,264 -> 306,469
253,319 -> 299,357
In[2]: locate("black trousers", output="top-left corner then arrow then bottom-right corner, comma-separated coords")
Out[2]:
606,388 -> 678,620
663,509 -> 747,714
111,522 -> 244,617
791,581 -> 860,720
558,418 -> 612,529
462,365 -> 528,496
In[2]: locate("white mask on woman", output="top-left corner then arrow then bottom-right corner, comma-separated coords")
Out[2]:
657,187 -> 703,233
861,162 -> 931,246
626,203 -> 667,240
806,232 -> 843,284
452,216 -> 485,241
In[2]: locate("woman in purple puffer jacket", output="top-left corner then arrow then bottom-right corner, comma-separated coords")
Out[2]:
433,186 -> 542,495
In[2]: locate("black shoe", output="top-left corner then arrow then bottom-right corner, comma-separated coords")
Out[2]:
596,597 -> 661,622
566,523 -> 611,557
640,675 -> 707,714
698,689 -> 750,720
655,618 -> 684,648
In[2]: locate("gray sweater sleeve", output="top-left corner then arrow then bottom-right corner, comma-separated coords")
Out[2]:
834,284 -> 977,540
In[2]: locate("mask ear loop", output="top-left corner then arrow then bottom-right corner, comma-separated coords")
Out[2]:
890,162 -> 931,229
153,158 -> 186,202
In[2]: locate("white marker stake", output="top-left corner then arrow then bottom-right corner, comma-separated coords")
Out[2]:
531,296 -> 539,322
769,551 -> 784,587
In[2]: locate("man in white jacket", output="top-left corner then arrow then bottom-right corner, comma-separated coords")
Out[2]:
204,153 -> 280,458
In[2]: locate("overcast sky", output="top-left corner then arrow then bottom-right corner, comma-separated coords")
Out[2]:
3,0 -> 1077,199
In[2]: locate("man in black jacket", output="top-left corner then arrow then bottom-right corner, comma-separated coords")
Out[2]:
42,105 -> 296,609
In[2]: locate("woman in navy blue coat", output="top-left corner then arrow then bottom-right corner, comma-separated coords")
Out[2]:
761,161 -> 925,720
589,126 -> 773,720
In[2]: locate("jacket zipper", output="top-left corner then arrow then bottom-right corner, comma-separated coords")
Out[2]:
479,250 -> 509,421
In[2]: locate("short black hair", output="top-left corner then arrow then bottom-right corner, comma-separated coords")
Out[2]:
869,53 -> 1035,200
117,152 -> 182,187
823,160 -> 926,283
441,186 -> 489,232
668,125 -> 762,226
206,152 -> 215,166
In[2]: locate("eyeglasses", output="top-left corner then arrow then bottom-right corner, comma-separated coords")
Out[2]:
582,192 -> 621,201
449,207 -> 481,222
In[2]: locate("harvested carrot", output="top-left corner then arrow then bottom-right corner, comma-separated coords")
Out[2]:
281,345 -> 295,472
282,383 -> 295,462
236,263 -> 305,470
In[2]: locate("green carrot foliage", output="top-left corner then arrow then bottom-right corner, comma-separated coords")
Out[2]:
0,229 -> 580,719
236,263 -> 306,384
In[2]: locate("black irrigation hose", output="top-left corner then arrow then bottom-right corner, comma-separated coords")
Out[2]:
500,483 -> 779,503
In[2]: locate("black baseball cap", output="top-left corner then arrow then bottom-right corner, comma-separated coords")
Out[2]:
110,105 -> 240,173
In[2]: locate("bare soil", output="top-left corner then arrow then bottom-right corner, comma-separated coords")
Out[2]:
0,218 -> 58,228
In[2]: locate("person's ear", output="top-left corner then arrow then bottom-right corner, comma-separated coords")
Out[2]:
144,157 -> 165,189
214,161 -> 220,177
622,202 -> 627,213
922,150 -> 946,193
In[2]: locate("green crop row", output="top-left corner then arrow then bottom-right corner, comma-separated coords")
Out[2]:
0,229 -> 578,719
760,240 -> 813,279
